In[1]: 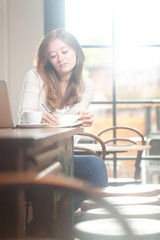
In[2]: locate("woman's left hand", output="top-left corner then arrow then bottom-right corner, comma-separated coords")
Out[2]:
78,110 -> 94,127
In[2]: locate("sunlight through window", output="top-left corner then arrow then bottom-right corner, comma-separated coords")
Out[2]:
65,0 -> 160,99
65,0 -> 112,45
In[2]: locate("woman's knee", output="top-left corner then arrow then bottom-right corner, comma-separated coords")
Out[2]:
89,155 -> 106,168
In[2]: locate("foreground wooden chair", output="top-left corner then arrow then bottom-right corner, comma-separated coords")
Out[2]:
73,218 -> 160,240
81,196 -> 160,211
95,184 -> 160,197
0,172 -> 95,239
2,172 -> 160,240
75,184 -> 160,223
81,204 -> 160,221
0,172 -> 130,240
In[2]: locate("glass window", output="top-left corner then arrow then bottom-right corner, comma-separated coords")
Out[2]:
114,0 -> 160,45
83,48 -> 113,101
65,0 -> 160,181
65,0 -> 112,45
115,47 -> 160,99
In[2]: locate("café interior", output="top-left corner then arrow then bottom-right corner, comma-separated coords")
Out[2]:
1,0 -> 160,239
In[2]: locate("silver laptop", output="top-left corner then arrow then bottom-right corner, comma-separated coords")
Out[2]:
0,80 -> 15,128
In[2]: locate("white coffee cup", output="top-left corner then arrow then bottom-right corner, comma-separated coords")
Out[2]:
22,111 -> 42,124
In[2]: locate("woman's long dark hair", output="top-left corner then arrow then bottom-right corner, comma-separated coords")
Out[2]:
35,28 -> 85,111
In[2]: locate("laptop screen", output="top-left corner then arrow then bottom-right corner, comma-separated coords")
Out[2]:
0,80 -> 14,128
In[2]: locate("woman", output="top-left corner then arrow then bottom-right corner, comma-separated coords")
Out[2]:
19,28 -> 95,126
19,28 -> 108,206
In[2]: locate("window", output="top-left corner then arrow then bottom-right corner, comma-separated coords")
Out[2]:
65,0 -> 112,45
65,0 -> 160,134
65,0 -> 160,180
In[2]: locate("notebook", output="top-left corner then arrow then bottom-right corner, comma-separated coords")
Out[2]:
0,80 -> 15,128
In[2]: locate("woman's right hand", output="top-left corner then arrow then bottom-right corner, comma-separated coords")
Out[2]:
41,112 -> 60,126
78,110 -> 94,127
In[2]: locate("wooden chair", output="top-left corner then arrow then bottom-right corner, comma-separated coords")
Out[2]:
74,131 -> 106,160
74,186 -> 160,239
74,184 -> 160,222
97,126 -> 146,185
0,172 -> 93,239
82,204 -> 160,221
95,184 -> 160,197
81,196 -> 160,211
0,172 -> 135,240
73,217 -> 160,240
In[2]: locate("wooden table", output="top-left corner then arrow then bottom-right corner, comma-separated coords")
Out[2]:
74,143 -> 151,179
0,126 -> 83,239
74,143 -> 151,155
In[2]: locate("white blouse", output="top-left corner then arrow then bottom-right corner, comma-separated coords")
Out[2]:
19,69 -> 95,123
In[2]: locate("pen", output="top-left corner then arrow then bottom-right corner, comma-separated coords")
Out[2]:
42,103 -> 56,118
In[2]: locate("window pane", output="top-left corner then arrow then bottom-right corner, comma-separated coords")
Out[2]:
83,48 -> 113,101
114,0 -> 160,45
65,0 -> 112,45
115,47 -> 160,99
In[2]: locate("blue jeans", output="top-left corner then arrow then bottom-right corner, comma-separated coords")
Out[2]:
74,155 -> 108,209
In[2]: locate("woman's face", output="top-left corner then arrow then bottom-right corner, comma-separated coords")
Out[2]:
48,39 -> 77,77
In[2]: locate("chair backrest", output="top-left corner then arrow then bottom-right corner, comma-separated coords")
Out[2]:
74,132 -> 106,160
98,126 -> 145,145
97,126 -> 145,180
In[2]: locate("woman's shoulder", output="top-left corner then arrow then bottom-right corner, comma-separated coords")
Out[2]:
25,68 -> 40,78
83,77 -> 95,90
24,69 -> 43,87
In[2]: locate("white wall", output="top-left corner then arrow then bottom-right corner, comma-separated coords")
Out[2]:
0,0 -> 8,80
0,0 -> 44,123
